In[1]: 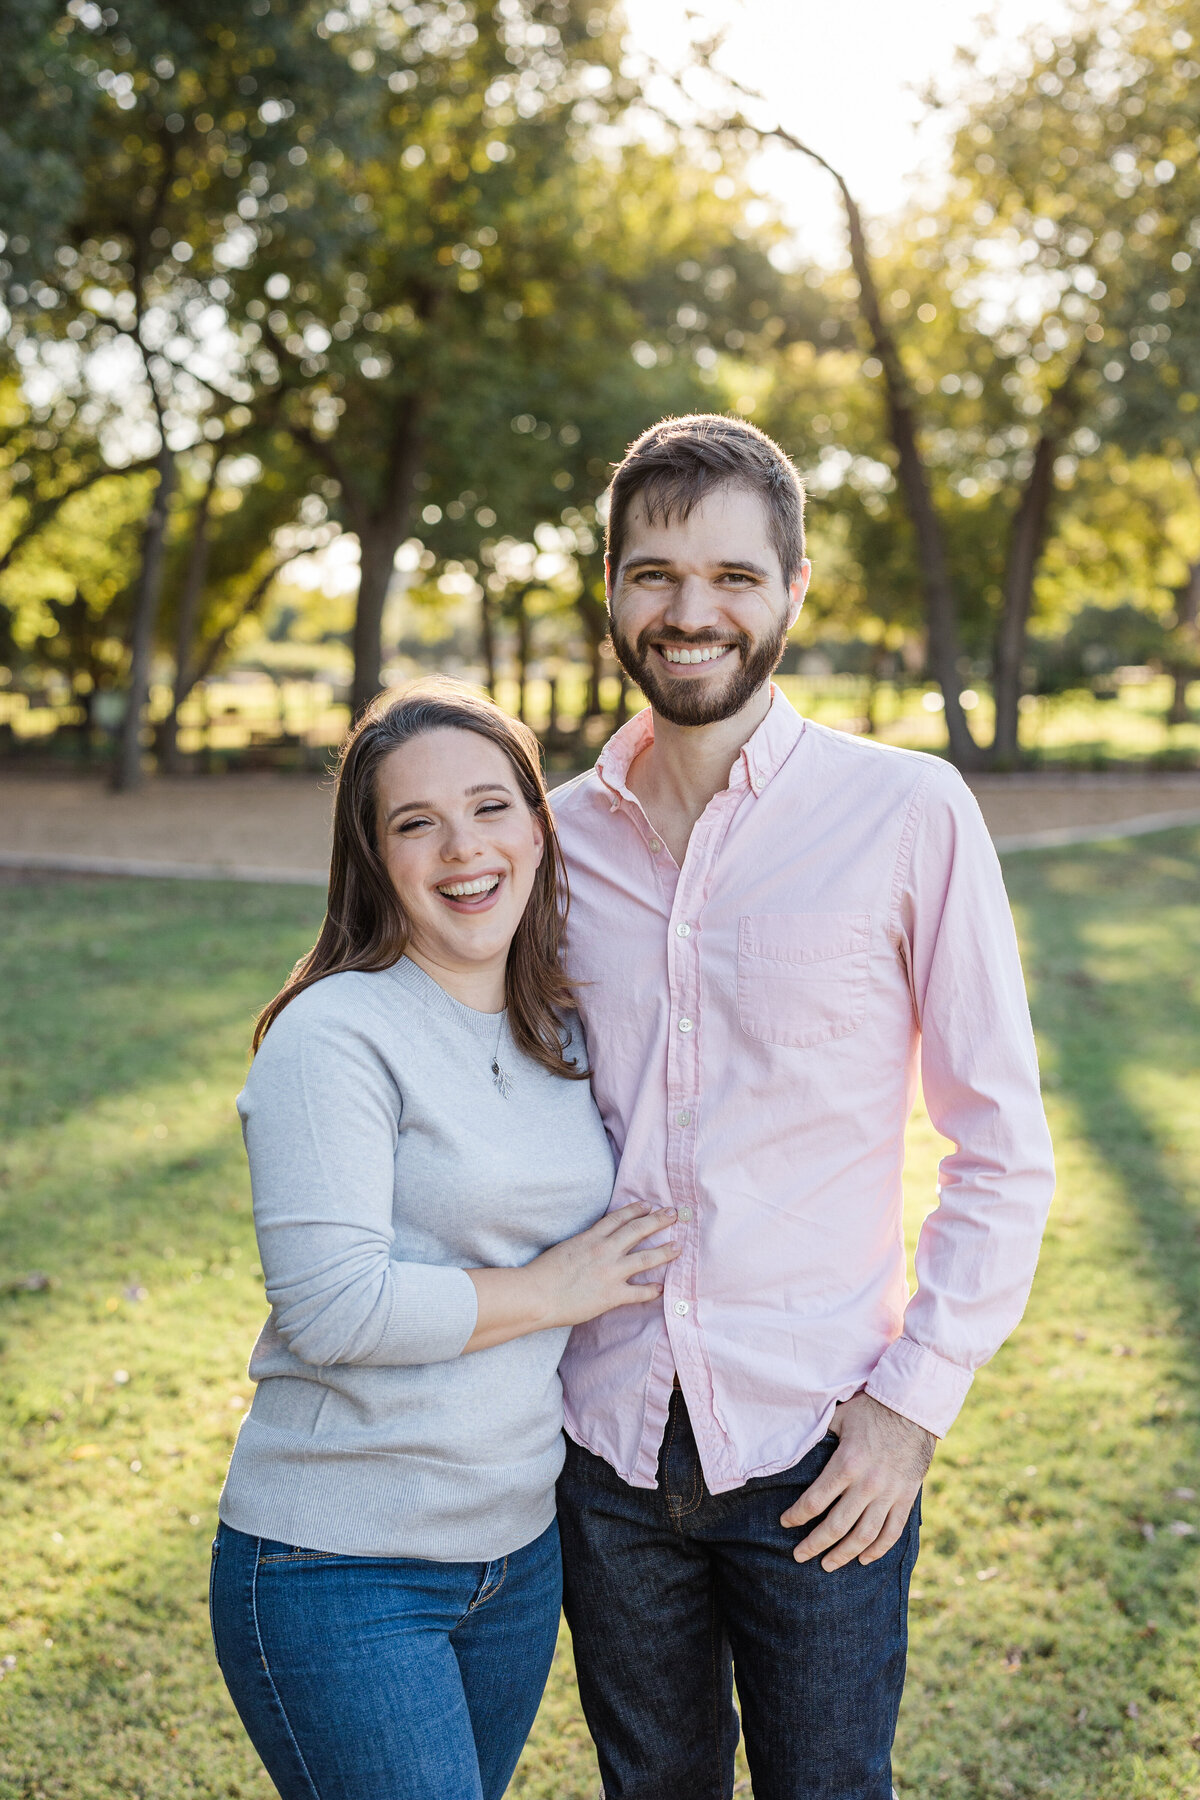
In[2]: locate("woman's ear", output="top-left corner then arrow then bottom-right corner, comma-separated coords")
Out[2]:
532,814 -> 546,868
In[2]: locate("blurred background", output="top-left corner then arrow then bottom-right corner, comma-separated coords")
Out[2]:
4,7 -> 1200,1800
1,0 -> 1199,786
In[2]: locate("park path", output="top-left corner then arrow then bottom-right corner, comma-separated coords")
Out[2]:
2,768 -> 1200,883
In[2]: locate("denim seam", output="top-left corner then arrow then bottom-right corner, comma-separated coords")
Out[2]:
707,1582 -> 727,1799
663,1402 -> 705,1526
466,1555 -> 509,1614
258,1550 -> 341,1564
249,1535 -> 323,1800
208,1536 -> 221,1671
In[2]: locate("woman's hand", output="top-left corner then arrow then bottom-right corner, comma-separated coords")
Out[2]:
464,1202 -> 678,1353
529,1201 -> 679,1327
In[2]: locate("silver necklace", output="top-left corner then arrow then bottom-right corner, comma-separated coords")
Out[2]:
490,1014 -> 513,1098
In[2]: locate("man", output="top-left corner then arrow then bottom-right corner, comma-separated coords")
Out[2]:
551,414 -> 1054,1800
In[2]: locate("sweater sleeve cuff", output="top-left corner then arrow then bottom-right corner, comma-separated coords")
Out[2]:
373,1263 -> 480,1366
864,1335 -> 974,1439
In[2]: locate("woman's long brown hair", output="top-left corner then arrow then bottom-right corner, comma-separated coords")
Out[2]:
252,678 -> 586,1079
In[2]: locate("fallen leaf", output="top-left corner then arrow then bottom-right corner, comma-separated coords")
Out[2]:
1167,1520 -> 1195,1536
69,1444 -> 101,1460
976,1567 -> 999,1582
1171,1487 -> 1196,1500
1126,1701 -> 1140,1720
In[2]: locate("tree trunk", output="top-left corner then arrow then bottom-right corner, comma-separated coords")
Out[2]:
991,430 -> 1059,765
349,405 -> 425,720
576,583 -> 608,717
113,443 -> 177,792
1167,558 -> 1200,726
480,585 -> 497,696
757,122 -> 980,764
159,456 -> 219,772
514,590 -> 530,724
837,187 -> 978,767
352,527 -> 398,719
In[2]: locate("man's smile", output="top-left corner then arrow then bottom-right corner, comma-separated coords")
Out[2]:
657,644 -> 736,667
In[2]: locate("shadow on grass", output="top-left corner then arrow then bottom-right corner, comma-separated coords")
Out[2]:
1002,827 -> 1200,1781
1009,830 -> 1200,1348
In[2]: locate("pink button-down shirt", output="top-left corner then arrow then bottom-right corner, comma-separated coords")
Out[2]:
552,689 -> 1054,1495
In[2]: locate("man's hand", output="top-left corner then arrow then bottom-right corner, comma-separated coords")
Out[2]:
780,1393 -> 936,1572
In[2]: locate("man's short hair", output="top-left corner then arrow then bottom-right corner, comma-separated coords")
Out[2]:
606,414 -> 807,585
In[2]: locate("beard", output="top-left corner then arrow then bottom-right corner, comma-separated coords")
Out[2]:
609,614 -> 790,728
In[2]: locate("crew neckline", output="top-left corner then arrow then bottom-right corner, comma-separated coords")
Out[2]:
385,955 -> 507,1042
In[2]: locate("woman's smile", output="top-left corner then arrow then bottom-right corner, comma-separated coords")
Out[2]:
434,869 -> 506,911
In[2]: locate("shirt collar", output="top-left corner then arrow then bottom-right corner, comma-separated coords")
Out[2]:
595,685 -> 805,808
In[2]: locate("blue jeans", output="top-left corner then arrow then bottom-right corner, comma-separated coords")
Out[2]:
557,1390 -> 919,1800
208,1517 -> 561,1800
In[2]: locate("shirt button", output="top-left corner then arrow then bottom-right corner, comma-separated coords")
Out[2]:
649,838 -> 662,853
678,1017 -> 693,1033
675,922 -> 691,937
676,1109 -> 691,1127
673,1300 -> 690,1317
678,1206 -> 693,1223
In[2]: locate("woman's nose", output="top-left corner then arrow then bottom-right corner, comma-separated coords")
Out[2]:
440,819 -> 483,862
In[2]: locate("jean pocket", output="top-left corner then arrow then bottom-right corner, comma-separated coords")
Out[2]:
737,912 -> 870,1049
257,1541 -> 344,1565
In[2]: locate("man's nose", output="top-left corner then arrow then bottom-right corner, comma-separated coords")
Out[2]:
661,574 -> 721,631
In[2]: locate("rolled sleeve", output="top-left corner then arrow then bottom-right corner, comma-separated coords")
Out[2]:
239,992 -> 479,1368
883,769 -> 1056,1435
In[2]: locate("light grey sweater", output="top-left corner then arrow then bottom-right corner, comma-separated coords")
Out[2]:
218,955 -> 614,1560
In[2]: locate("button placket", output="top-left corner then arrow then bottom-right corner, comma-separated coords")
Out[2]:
664,860 -> 706,1354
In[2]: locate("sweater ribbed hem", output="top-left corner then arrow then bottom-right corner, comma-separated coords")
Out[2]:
218,1417 -> 563,1561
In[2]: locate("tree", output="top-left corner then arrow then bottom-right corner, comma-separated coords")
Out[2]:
1,0 -> 355,783
239,2 -> 824,717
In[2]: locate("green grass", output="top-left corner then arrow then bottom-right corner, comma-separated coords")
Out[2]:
1,836 -> 1199,1798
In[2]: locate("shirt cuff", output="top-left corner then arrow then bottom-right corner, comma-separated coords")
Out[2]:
864,1335 -> 974,1439
373,1263 -> 480,1365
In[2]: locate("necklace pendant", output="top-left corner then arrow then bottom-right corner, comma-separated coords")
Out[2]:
491,1060 -> 513,1099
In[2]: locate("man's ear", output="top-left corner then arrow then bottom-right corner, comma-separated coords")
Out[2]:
604,552 -> 614,607
786,559 -> 812,631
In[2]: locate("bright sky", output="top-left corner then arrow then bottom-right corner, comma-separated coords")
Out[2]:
624,0 -> 1074,262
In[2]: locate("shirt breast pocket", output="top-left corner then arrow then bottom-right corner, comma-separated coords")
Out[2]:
736,912 -> 870,1049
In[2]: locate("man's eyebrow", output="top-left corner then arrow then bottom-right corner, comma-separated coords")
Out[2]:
385,783 -> 511,823
621,555 -> 772,578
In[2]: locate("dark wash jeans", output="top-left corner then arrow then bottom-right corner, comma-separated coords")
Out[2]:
557,1391 -> 919,1800
209,1517 -> 561,1800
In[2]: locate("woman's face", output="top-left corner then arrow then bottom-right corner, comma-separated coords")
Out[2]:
375,726 -> 545,993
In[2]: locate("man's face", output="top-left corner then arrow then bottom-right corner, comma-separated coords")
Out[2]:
606,484 -> 810,729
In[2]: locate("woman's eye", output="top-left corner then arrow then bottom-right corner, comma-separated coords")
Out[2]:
397,817 -> 431,834
478,801 -> 510,816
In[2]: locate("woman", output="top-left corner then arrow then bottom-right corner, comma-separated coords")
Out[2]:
209,679 -> 676,1800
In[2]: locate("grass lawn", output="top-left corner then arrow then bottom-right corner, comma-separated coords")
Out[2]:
1,831 -> 1198,1798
